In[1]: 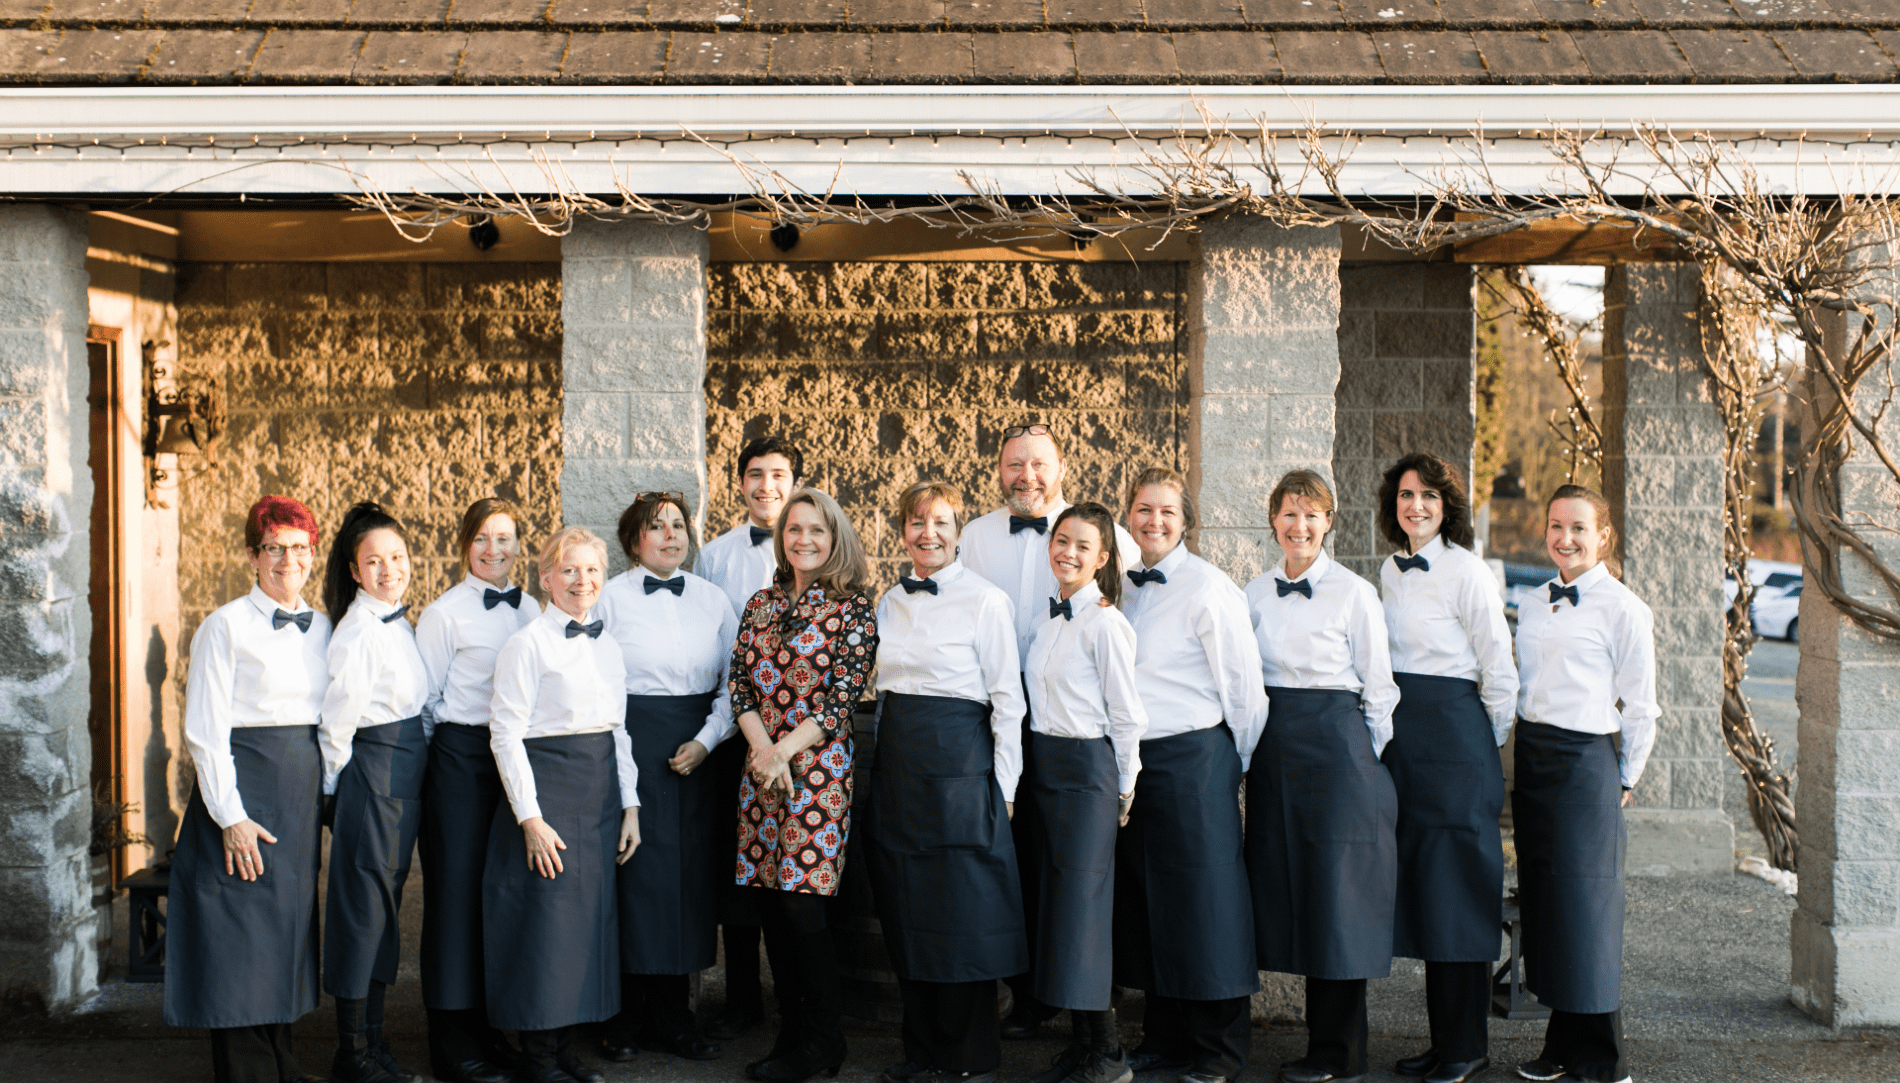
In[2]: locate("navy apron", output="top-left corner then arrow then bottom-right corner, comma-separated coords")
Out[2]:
617,692 -> 721,976
1245,686 -> 1397,980
1114,723 -> 1257,1001
1511,720 -> 1626,1015
1030,731 -> 1120,1011
866,692 -> 1028,984
711,735 -> 762,927
1385,673 -> 1505,963
164,725 -> 322,1028
481,730 -> 623,1031
420,721 -> 505,1011
325,715 -> 428,997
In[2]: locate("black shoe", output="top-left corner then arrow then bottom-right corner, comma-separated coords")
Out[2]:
1127,1050 -> 1190,1074
1515,1060 -> 1565,1082
751,1035 -> 847,1083
598,1036 -> 639,1062
1064,1050 -> 1134,1083
641,1032 -> 721,1061
370,1047 -> 415,1083
707,1005 -> 766,1040
283,1075 -> 330,1083
939,1073 -> 1000,1083
1279,1061 -> 1367,1083
1426,1057 -> 1490,1083
1179,1072 -> 1233,1083
430,1060 -> 511,1083
1002,996 -> 1059,1040
1032,1045 -> 1089,1083
555,1048 -> 603,1083
1397,1049 -> 1439,1077
880,1061 -> 933,1083
331,1048 -> 405,1083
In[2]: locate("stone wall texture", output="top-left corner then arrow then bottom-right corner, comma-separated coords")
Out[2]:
1600,264 -> 1733,876
562,222 -> 708,570
1189,219 -> 1341,586
704,260 -> 1188,586
1791,283 -> 1900,1025
1333,263 -> 1476,578
0,206 -> 97,1012
173,261 -> 563,656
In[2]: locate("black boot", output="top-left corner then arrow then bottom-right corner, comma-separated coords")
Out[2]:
753,929 -> 847,1083
362,981 -> 416,1083
426,1008 -> 510,1083
333,997 -> 405,1083
517,1029 -> 580,1083
553,1027 -> 604,1083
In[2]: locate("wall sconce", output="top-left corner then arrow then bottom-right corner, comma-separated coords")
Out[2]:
143,339 -> 221,508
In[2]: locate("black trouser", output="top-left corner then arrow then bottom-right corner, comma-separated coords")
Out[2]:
427,1005 -> 511,1071
1303,978 -> 1368,1077
898,977 -> 1000,1073
758,890 -> 844,1048
1423,960 -> 1491,1063
1005,701 -> 1051,1022
1542,1009 -> 1626,1082
723,922 -> 764,1014
1137,994 -> 1250,1079
209,1023 -> 307,1083
612,972 -> 695,1042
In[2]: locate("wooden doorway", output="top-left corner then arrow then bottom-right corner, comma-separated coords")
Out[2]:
87,325 -> 129,885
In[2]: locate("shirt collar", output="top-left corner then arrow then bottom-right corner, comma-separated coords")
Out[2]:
246,584 -> 308,617
1062,580 -> 1103,612
352,592 -> 400,620
918,561 -> 966,587
1414,534 -> 1448,561
1272,549 -> 1333,586
540,602 -> 591,629
1554,561 -> 1612,596
1141,542 -> 1191,578
463,573 -> 509,596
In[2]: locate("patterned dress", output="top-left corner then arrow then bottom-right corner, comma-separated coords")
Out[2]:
730,583 -> 878,896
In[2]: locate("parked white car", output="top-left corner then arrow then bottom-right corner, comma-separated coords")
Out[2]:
1752,582 -> 1801,641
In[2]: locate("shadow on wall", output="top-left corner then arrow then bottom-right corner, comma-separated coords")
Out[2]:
140,624 -> 176,861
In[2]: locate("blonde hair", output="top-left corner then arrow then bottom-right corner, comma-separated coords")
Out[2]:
536,526 -> 609,580
774,488 -> 871,599
896,480 -> 966,533
1269,469 -> 1336,519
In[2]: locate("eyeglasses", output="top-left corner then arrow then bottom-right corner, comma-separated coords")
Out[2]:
636,491 -> 687,504
257,543 -> 313,559
1001,424 -> 1053,440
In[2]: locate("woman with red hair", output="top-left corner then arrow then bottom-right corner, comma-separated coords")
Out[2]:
166,495 -> 331,1083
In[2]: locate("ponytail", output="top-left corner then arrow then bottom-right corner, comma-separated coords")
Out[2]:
1547,483 -> 1621,579
323,501 -> 410,616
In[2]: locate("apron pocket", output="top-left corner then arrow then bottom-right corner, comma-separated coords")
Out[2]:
1402,763 -> 1482,830
197,803 -> 279,888
907,774 -> 996,851
1300,769 -> 1379,844
510,815 -> 586,895
351,792 -> 407,873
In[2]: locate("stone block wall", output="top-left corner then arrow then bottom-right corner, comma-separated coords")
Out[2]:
1600,264 -> 1733,876
1188,219 -> 1341,585
1332,263 -> 1476,577
704,260 -> 1187,586
562,222 -> 709,568
0,206 -> 96,1012
174,261 -> 563,652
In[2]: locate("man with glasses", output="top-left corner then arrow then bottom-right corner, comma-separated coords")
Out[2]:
960,423 -> 1137,1042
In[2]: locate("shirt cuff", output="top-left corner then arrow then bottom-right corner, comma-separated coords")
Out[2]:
322,770 -> 339,796
513,797 -> 544,823
1369,720 -> 1393,759
692,720 -> 730,752
1116,771 -> 1139,795
207,798 -> 250,831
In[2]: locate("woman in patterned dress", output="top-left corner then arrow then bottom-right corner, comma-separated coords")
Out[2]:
729,487 -> 879,1083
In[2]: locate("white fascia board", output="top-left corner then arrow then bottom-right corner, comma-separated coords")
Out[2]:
0,84 -> 1896,197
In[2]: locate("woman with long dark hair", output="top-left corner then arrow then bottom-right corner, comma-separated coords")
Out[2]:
1375,454 -> 1517,1083
595,491 -> 737,1064
167,495 -> 329,1083
1023,502 -> 1146,1083
728,488 -> 878,1083
1512,484 -> 1655,1083
415,498 -> 539,1083
318,501 -> 431,1083
1242,470 -> 1399,1083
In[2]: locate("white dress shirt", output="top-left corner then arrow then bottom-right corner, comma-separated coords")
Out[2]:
489,606 -> 640,823
697,521 -> 777,619
1380,534 -> 1520,746
183,585 -> 331,829
961,501 -> 1140,662
1244,550 -> 1400,756
319,592 -> 430,793
1514,561 -> 1660,789
874,561 -> 1028,800
415,574 -> 542,728
594,566 -> 741,752
1024,581 -> 1149,794
1121,543 -> 1269,768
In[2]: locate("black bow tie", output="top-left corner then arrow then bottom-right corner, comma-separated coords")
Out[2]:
1394,554 -> 1430,573
482,586 -> 522,610
1049,597 -> 1073,620
272,608 -> 313,632
566,619 -> 603,639
1009,515 -> 1048,536
1275,578 -> 1312,599
1128,568 -> 1167,587
381,605 -> 410,623
749,525 -> 772,546
1549,583 -> 1580,607
899,576 -> 938,595
644,575 -> 685,596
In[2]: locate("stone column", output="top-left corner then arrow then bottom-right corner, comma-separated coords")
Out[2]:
1599,264 -> 1734,876
0,206 -> 96,1011
560,221 -> 710,566
1188,219 -> 1342,585
1789,300 -> 1900,1026
1333,263 -> 1476,578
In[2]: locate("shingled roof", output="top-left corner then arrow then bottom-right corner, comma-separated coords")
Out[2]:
0,0 -> 1896,86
